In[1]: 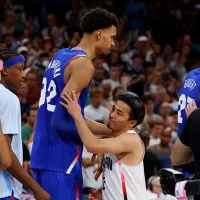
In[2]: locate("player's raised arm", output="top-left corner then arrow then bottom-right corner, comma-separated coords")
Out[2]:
60,91 -> 140,154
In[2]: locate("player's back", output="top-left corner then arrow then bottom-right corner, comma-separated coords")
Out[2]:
31,48 -> 89,173
178,68 -> 200,136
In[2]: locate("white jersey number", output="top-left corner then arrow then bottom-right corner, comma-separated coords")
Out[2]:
39,77 -> 57,112
178,94 -> 194,123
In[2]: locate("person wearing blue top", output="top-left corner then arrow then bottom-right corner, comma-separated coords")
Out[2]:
176,68 -> 200,176
30,8 -> 119,200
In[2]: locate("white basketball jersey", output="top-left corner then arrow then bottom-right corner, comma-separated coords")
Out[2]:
102,131 -> 147,200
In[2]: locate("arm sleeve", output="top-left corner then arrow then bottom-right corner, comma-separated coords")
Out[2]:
1,98 -> 19,135
179,109 -> 200,147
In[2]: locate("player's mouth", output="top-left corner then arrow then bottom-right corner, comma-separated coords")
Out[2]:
108,119 -> 114,124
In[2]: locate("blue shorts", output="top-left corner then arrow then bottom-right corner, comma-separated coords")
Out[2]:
32,169 -> 82,200
0,198 -> 18,200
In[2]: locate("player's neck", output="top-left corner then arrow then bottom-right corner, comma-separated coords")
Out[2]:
0,79 -> 8,88
76,35 -> 97,60
112,127 -> 131,137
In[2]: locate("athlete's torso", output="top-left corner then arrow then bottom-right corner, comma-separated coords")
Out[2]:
31,48 -> 90,173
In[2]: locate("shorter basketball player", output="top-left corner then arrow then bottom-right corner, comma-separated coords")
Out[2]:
0,57 -> 11,172
61,91 -> 147,200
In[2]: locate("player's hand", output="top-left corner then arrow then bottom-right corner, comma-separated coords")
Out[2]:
93,154 -> 103,181
186,100 -> 197,117
34,187 -> 51,200
88,189 -> 102,200
60,90 -> 81,118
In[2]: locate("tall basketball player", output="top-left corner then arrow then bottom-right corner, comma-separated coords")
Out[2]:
31,8 -> 119,200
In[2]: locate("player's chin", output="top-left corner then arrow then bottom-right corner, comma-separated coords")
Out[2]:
15,81 -> 23,89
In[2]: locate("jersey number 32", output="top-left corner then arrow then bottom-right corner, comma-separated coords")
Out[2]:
39,77 -> 57,112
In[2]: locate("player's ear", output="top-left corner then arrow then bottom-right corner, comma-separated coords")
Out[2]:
1,68 -> 8,76
129,120 -> 137,129
97,30 -> 102,41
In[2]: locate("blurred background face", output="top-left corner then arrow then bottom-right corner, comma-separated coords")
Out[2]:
110,51 -> 120,65
156,88 -> 167,103
91,92 -> 103,108
152,179 -> 162,195
17,82 -> 28,97
145,100 -> 154,113
160,128 -> 172,147
151,124 -> 164,138
26,72 -> 37,88
109,66 -> 121,80
27,109 -> 38,126
159,102 -> 171,118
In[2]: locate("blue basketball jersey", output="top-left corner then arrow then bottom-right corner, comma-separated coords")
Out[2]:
178,68 -> 200,136
31,48 -> 90,173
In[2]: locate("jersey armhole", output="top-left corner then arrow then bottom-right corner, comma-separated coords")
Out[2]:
62,54 -> 88,84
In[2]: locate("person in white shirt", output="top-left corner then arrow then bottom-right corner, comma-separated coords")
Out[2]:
84,87 -> 109,124
0,57 -> 11,172
0,49 -> 51,200
61,91 -> 147,200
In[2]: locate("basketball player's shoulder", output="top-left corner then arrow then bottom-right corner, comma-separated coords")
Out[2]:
69,56 -> 94,73
125,130 -> 142,146
0,85 -> 19,109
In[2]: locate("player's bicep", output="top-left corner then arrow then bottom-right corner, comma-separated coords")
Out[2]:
4,134 -> 12,150
61,57 -> 94,98
88,135 -> 135,154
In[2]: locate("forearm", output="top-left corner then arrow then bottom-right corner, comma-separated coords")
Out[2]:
7,151 -> 41,193
0,134 -> 11,171
75,115 -> 99,150
85,118 -> 111,137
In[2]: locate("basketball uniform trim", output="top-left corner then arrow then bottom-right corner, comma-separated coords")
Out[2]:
66,145 -> 81,174
115,130 -> 145,200
117,160 -> 128,200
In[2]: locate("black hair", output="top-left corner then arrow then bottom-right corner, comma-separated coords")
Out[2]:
0,48 -> 20,62
142,93 -> 155,104
26,107 -> 38,116
118,93 -> 145,127
80,7 -> 119,33
112,86 -> 123,98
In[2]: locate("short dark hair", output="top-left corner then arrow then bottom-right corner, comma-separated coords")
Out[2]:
26,107 -> 38,116
118,93 -> 145,127
0,49 -> 20,62
80,7 -> 119,33
142,93 -> 155,104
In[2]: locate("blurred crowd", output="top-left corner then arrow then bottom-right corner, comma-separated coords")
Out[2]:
1,0 -> 200,199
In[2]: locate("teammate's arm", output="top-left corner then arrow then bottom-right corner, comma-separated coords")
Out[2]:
0,121 -> 11,171
171,138 -> 193,166
61,91 -> 137,154
171,109 -> 200,166
4,134 -> 51,199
